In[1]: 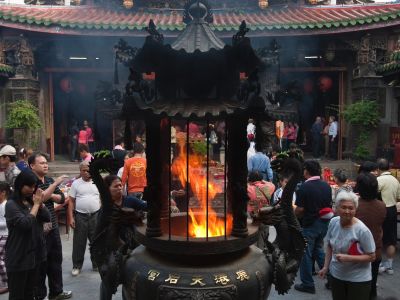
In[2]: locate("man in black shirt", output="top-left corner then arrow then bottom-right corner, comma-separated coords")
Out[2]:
29,152 -> 72,300
294,160 -> 332,294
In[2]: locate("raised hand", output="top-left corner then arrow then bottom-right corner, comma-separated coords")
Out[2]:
33,188 -> 44,205
54,175 -> 69,186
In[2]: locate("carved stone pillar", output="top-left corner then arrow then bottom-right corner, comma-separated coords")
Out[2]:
2,36 -> 40,146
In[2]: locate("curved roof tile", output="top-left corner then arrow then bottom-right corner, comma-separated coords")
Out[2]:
0,4 -> 399,36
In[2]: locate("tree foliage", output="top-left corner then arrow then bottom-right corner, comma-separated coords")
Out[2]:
342,100 -> 380,128
343,100 -> 380,160
5,100 -> 41,129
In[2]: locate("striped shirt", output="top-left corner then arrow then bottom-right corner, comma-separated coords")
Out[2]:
36,176 -> 65,229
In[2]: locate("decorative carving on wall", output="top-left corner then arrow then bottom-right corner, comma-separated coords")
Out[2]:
2,36 -> 35,78
347,34 -> 389,77
257,39 -> 281,107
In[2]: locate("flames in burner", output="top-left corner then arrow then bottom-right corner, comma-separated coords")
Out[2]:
171,131 -> 232,238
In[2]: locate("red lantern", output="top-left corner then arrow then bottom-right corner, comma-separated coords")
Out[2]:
319,75 -> 333,92
142,72 -> 156,80
60,77 -> 73,93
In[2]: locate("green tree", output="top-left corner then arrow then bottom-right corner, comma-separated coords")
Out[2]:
343,100 -> 380,160
5,100 -> 41,149
5,100 -> 41,129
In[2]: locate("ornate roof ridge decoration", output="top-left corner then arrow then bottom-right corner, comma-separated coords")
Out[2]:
172,0 -> 224,53
1,3 -> 400,36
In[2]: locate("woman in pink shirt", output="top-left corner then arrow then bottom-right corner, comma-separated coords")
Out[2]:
247,171 -> 275,249
78,127 -> 88,145
287,122 -> 296,145
247,171 -> 276,218
84,120 -> 95,152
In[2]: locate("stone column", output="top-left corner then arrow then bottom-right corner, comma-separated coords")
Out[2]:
3,36 -> 40,148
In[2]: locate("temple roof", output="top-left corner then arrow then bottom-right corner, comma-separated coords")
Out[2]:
1,4 -> 400,36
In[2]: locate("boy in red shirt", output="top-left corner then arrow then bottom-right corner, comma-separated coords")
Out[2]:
121,142 -> 147,199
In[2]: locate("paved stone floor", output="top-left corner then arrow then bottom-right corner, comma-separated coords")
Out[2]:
0,228 -> 399,300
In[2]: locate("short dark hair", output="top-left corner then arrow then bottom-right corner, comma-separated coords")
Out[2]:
0,182 -> 11,197
303,160 -> 321,177
377,158 -> 390,171
333,168 -> 347,184
358,161 -> 378,174
356,172 -> 378,200
133,142 -> 144,154
28,151 -> 49,167
248,171 -> 263,183
78,144 -> 89,153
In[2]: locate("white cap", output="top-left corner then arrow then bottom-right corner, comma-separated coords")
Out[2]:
0,145 -> 16,156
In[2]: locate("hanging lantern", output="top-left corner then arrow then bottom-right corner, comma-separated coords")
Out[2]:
74,0 -> 81,5
258,0 -> 268,9
319,75 -> 333,93
123,0 -> 134,9
308,0 -> 318,4
142,72 -> 156,81
60,77 -> 73,93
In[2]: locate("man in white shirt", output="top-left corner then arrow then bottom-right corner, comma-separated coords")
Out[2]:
247,118 -> 256,143
68,161 -> 101,276
328,116 -> 338,160
377,158 -> 400,275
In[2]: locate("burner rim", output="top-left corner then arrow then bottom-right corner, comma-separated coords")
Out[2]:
135,222 -> 259,256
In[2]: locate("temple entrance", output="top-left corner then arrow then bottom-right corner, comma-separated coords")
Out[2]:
50,71 -> 113,157
276,68 -> 346,159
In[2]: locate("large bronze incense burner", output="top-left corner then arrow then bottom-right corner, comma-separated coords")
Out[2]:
97,1 -> 306,299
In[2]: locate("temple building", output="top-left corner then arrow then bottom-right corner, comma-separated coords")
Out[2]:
0,0 -> 399,160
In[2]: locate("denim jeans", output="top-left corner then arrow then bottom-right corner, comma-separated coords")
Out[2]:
70,138 -> 78,161
299,219 -> 329,288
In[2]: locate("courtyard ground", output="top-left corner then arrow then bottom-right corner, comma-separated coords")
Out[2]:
0,159 -> 397,299
0,228 -> 398,300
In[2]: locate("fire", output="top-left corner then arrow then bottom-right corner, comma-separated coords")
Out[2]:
171,132 -> 232,238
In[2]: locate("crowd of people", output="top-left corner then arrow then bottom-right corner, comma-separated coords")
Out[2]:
0,118 -> 399,300
69,120 -> 95,162
274,115 -> 339,161
0,139 -> 149,299
246,155 -> 399,300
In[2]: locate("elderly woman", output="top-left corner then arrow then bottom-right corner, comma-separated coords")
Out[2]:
319,191 -> 376,300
